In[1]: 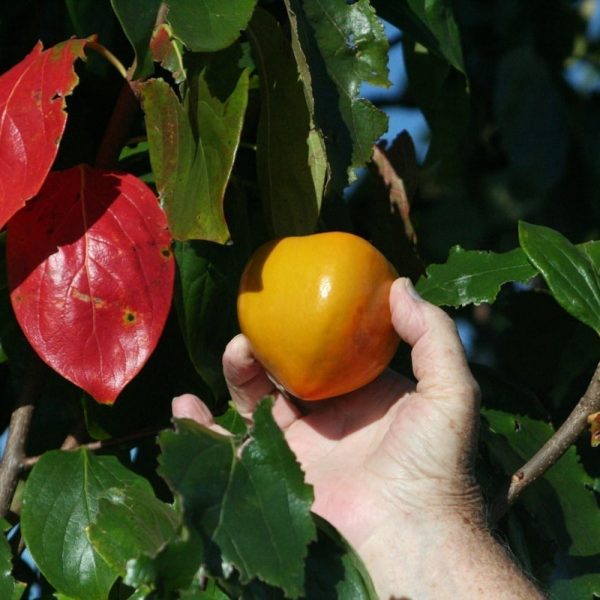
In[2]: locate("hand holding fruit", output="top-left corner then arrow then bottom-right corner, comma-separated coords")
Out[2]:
173,236 -> 544,599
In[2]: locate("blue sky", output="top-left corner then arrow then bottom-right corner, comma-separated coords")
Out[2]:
361,21 -> 431,163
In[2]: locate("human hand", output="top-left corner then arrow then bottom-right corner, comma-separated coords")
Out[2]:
173,278 -> 544,599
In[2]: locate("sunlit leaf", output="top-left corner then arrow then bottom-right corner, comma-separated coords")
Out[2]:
166,0 -> 258,52
287,0 -> 390,191
21,450 -> 146,600
416,246 -> 537,306
283,0 -> 329,207
7,166 -> 175,404
213,399 -> 316,597
159,399 -> 316,598
519,222 -> 600,334
373,0 -> 464,72
142,46 -> 249,242
0,39 -> 88,228
88,484 -> 179,575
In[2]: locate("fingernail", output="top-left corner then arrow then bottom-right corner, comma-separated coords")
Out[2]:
404,278 -> 424,301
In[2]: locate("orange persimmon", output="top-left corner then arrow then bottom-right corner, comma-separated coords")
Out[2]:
237,232 -> 399,400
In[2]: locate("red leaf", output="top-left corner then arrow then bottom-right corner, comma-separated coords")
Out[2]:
7,166 -> 175,404
0,39 -> 88,229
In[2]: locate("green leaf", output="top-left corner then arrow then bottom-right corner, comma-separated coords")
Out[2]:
213,399 -> 316,598
87,483 -> 179,576
158,420 -> 236,535
21,449 -> 145,600
247,8 -> 321,236
142,47 -> 249,242
0,520 -> 25,600
166,0 -> 258,52
478,371 -> 600,597
494,46 -> 568,190
174,240 -> 241,399
283,0 -> 329,208
287,0 -> 390,191
519,222 -> 600,335
179,579 -> 230,599
304,517 -> 377,599
416,246 -> 537,306
124,526 -> 204,595
159,399 -> 316,598
110,0 -> 162,79
402,38 -> 469,176
372,0 -> 464,72
214,404 -> 247,436
149,23 -> 186,84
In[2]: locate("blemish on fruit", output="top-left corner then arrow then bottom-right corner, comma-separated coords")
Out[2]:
160,246 -> 172,260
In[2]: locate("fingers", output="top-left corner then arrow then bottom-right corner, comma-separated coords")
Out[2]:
223,334 -> 302,429
171,394 -> 230,435
390,278 -> 480,411
222,334 -> 276,419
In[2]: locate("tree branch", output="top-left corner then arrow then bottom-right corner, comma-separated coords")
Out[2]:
21,425 -> 164,470
0,356 -> 46,518
491,360 -> 600,524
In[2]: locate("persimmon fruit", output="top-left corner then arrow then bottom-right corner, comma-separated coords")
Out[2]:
237,232 -> 400,401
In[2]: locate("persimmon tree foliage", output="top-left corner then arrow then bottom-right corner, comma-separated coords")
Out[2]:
0,1 -> 599,599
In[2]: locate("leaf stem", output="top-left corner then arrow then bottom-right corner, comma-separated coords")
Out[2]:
21,425 -> 164,470
85,40 -> 128,80
0,356 -> 46,518
490,360 -> 600,523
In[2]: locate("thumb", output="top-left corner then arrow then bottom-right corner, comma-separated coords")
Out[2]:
390,278 -> 480,412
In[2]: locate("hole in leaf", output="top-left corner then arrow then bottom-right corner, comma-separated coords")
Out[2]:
513,420 -> 522,432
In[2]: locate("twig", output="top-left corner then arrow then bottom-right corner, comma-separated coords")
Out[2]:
85,40 -> 128,80
0,357 -> 46,518
21,425 -> 164,470
491,360 -> 600,524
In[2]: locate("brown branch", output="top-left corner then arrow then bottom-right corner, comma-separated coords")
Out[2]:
491,360 -> 600,524
0,356 -> 46,518
21,425 -> 164,470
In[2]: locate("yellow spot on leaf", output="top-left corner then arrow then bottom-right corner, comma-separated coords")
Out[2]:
71,288 -> 106,308
122,308 -> 138,326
